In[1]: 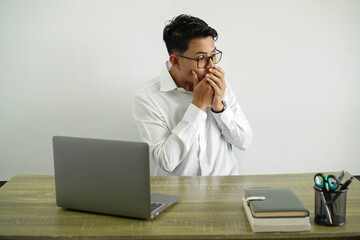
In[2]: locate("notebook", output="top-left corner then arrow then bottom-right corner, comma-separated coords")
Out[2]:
52,136 -> 179,220
242,198 -> 311,232
244,188 -> 309,218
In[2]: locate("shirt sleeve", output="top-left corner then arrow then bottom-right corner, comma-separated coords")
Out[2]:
211,84 -> 252,150
132,93 -> 206,173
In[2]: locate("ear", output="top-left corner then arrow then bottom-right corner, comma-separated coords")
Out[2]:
169,54 -> 181,71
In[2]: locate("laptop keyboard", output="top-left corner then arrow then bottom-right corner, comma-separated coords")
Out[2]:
151,202 -> 165,213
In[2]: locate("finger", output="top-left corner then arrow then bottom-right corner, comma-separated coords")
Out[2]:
207,78 -> 221,93
192,71 -> 199,86
209,67 -> 225,84
207,73 -> 224,90
210,68 -> 226,91
214,66 -> 225,76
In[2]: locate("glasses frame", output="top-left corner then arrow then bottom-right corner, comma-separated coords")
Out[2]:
170,50 -> 222,69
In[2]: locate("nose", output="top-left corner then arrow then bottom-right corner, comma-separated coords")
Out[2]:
206,57 -> 215,69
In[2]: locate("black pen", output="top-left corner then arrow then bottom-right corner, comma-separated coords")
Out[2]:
340,177 -> 354,191
332,176 -> 354,202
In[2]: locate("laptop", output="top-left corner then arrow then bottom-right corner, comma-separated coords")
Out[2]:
52,136 -> 179,219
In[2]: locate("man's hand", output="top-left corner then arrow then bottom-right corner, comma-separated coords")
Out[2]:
191,71 -> 214,111
206,66 -> 226,112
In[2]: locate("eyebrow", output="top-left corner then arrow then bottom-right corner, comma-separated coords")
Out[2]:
194,47 -> 217,55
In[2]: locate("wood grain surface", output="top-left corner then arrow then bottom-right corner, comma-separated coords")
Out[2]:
0,172 -> 359,239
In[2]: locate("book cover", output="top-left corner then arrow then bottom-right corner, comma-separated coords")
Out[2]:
244,188 -> 310,218
242,198 -> 311,232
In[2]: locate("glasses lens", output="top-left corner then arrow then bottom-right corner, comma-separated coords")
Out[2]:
197,51 -> 222,69
198,57 -> 207,69
213,51 -> 222,64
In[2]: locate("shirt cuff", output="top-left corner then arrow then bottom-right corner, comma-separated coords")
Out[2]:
211,105 -> 234,127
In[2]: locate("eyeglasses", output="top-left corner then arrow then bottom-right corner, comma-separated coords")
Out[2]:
170,50 -> 222,69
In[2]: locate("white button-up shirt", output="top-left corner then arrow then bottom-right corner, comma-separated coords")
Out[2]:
132,62 -> 252,176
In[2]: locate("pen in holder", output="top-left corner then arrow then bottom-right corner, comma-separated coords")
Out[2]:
314,185 -> 347,226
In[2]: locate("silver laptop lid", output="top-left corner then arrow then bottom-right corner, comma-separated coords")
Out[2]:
53,136 -> 152,219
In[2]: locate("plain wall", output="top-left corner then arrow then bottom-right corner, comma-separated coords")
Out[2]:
1,0 -> 359,180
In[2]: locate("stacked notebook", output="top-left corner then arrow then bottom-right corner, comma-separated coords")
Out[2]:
242,188 -> 311,232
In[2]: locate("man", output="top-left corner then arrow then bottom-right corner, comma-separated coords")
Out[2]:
132,14 -> 252,176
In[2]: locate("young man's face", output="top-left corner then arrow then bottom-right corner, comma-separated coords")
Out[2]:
179,36 -> 216,83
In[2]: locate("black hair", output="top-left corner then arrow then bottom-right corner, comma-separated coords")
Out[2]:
163,14 -> 218,54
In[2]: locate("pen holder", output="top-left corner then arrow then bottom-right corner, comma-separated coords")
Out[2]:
314,185 -> 347,226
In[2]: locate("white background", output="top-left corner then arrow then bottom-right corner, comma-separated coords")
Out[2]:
1,0 -> 359,180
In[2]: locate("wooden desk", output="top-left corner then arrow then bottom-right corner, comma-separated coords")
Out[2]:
0,173 -> 359,239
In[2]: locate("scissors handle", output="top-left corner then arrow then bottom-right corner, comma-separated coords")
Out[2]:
314,173 -> 339,191
327,174 -> 339,190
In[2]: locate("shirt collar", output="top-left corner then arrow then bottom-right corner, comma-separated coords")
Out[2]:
160,61 -> 180,92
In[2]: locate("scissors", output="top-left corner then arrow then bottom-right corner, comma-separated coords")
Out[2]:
314,173 -> 339,191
